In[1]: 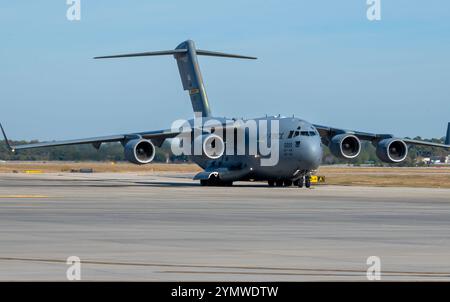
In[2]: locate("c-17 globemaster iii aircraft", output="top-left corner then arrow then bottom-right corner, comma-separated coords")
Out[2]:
1,40 -> 450,188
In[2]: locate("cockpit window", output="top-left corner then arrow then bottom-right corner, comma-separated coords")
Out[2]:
288,129 -> 303,138
287,130 -> 294,138
298,131 -> 317,136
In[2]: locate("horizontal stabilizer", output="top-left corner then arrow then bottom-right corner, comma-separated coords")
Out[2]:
94,49 -> 256,60
94,49 -> 187,59
93,40 -> 256,118
196,50 -> 257,60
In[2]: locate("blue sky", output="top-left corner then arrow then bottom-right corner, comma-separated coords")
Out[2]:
1,1 -> 449,140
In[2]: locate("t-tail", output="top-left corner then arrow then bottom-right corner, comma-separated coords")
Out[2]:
95,40 -> 257,118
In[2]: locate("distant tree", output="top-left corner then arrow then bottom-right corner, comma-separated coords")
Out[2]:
1,136 -> 448,166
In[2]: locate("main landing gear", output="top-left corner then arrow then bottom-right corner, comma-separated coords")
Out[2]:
268,176 -> 311,188
200,175 -> 233,187
268,180 -> 292,187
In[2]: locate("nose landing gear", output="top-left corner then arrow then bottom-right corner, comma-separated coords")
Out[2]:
293,174 -> 312,189
305,176 -> 311,188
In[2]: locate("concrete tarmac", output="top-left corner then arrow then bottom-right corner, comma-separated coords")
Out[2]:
0,172 -> 449,281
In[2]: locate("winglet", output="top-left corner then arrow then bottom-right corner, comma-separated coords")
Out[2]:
445,122 -> 450,146
0,123 -> 15,152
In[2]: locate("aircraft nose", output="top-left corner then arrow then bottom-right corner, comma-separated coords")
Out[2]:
299,139 -> 322,169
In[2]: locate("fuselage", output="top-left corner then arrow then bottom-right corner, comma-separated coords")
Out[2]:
189,116 -> 323,181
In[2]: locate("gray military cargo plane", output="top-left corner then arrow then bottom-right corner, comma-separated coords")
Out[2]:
2,40 -> 450,187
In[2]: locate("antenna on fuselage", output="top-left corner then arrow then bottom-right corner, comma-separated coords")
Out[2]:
94,40 -> 257,118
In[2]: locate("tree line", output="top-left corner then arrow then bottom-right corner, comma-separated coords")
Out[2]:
1,136 -> 448,166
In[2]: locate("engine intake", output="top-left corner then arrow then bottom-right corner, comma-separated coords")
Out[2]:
329,134 -> 361,159
194,134 -> 225,159
124,139 -> 156,164
376,138 -> 408,163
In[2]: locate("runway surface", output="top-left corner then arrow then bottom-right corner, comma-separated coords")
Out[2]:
0,172 -> 450,281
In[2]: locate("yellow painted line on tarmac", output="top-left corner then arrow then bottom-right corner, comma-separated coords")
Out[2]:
24,170 -> 43,174
0,195 -> 49,198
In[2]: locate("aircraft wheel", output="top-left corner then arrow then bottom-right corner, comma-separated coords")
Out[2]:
208,175 -> 220,186
275,180 -> 284,187
305,176 -> 311,188
297,177 -> 304,188
268,180 -> 275,187
284,180 -> 293,187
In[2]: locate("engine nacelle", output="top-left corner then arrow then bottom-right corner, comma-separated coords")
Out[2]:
124,139 -> 156,165
194,134 -> 225,159
376,138 -> 408,163
329,134 -> 361,159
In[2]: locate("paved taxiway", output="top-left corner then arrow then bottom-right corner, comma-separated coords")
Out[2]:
0,172 -> 449,281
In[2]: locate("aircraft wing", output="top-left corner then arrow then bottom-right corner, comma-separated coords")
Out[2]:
0,118 -> 242,153
313,124 -> 450,149
0,123 -> 181,152
314,125 -> 380,141
401,138 -> 450,149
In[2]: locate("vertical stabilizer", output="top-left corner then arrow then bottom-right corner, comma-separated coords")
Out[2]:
173,40 -> 211,117
445,122 -> 450,145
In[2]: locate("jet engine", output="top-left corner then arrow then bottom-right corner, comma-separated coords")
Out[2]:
124,139 -> 156,164
329,134 -> 361,159
376,138 -> 408,163
194,134 -> 225,159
